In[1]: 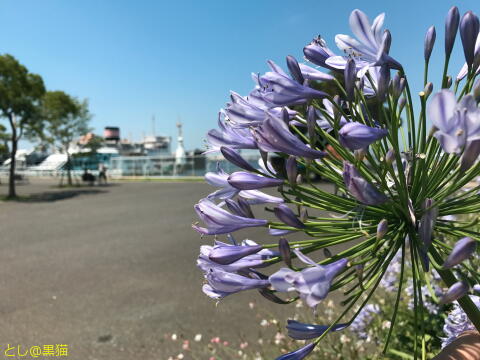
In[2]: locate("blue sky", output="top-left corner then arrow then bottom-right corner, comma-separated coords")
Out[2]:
0,0 -> 478,151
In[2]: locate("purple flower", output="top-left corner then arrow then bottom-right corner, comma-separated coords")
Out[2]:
225,198 -> 254,218
253,112 -> 326,159
461,139 -> 480,171
198,240 -> 278,273
275,343 -> 316,360
228,171 -> 283,190
344,58 -> 357,100
343,162 -> 388,205
443,237 -> 477,269
206,113 -> 257,153
428,90 -> 480,153
274,204 -> 305,229
418,198 -> 438,249
269,249 -> 348,308
220,146 -> 257,172
205,166 -> 284,204
377,219 -> 388,240
286,320 -> 347,340
350,304 -> 381,340
203,268 -> 270,299
443,295 -> 480,347
208,242 -> 262,265
258,61 -> 327,107
299,63 -> 334,81
339,122 -> 388,150
456,33 -> 480,81
286,55 -> 305,84
424,25 -> 436,62
445,6 -> 460,57
303,36 -> 338,70
286,156 -> 298,185
193,199 -> 267,235
326,10 -> 400,74
439,281 -> 469,305
460,11 -> 480,68
205,166 -> 240,201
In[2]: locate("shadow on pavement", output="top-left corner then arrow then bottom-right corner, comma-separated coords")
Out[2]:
7,189 -> 108,202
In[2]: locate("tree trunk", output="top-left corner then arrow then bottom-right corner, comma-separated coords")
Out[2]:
8,114 -> 17,198
66,150 -> 72,186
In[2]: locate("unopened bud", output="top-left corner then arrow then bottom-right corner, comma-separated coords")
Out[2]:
443,237 -> 477,269
278,237 -> 292,268
445,76 -> 453,89
377,219 -> 388,241
445,6 -> 460,58
439,281 -> 469,305
424,82 -> 433,97
355,264 -> 364,283
424,25 -> 436,62
344,58 -> 356,101
398,97 -> 406,114
323,248 -> 332,258
286,156 -> 298,185
461,140 -> 480,171
385,148 -> 395,164
296,174 -> 303,185
354,148 -> 367,161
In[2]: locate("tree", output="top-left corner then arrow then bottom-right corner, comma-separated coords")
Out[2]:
0,124 -> 9,161
41,91 -> 92,185
0,54 -> 45,198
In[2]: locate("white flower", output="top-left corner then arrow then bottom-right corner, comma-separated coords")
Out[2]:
194,334 -> 202,342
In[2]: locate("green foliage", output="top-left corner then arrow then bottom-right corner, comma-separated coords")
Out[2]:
41,90 -> 92,151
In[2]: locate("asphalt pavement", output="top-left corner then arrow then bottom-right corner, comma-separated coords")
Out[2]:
0,179 -> 328,359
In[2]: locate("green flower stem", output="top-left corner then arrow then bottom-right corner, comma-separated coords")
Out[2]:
430,246 -> 480,332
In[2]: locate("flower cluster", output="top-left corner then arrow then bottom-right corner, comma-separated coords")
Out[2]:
193,6 -> 480,358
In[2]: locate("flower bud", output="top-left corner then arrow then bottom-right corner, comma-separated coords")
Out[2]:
424,25 -> 436,62
278,237 -> 292,268
220,146 -> 257,172
296,174 -> 303,185
228,171 -> 284,190
286,55 -> 304,84
398,97 -> 407,114
323,248 -> 332,258
209,243 -> 262,265
274,204 -> 305,229
439,281 -> 469,305
237,198 -> 254,219
419,198 -> 438,249
354,148 -> 367,161
460,11 -> 480,68
391,75 -> 406,99
385,148 -> 395,164
356,264 -> 364,283
307,106 -> 317,144
225,199 -> 253,218
461,140 -> 480,171
377,64 -> 390,102
474,284 -> 480,293
286,156 -> 298,185
443,237 -> 477,269
344,58 -> 356,101
377,219 -> 388,241
445,6 -> 460,57
445,75 -> 453,88
424,82 -> 433,97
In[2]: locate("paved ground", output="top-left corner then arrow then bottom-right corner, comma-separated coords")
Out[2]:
0,179 -> 330,359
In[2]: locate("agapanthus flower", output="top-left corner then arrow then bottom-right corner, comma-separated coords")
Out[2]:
338,122 -> 388,150
193,199 -> 267,235
343,162 -> 388,205
286,320 -> 347,340
428,90 -> 480,153
253,112 -> 326,159
193,6 -> 480,359
257,60 -> 327,107
269,250 -> 348,308
202,268 -> 270,299
205,113 -> 257,153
